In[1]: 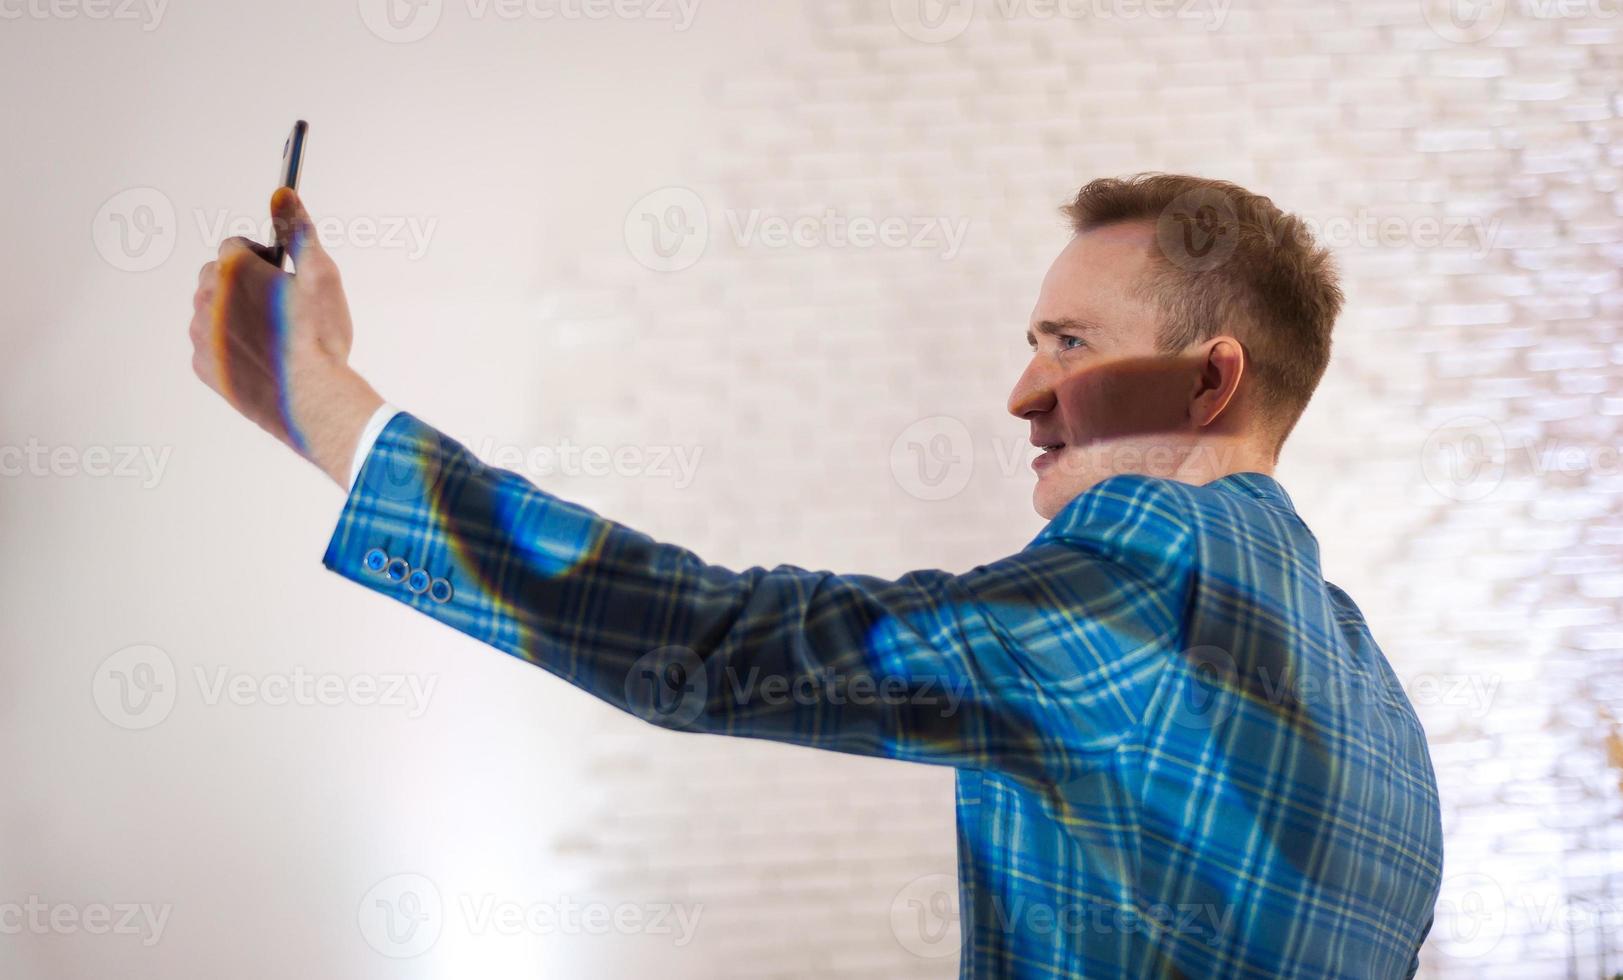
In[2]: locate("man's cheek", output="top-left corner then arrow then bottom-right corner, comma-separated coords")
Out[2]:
1051,446 -> 1102,482
1056,357 -> 1197,444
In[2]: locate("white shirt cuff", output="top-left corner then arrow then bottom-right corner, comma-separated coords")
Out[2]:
348,402 -> 402,490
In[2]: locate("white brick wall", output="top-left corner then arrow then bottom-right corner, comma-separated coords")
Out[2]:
5,1 -> 1618,977
527,2 -> 1623,976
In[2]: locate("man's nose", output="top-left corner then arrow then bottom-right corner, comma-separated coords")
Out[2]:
1007,361 -> 1057,419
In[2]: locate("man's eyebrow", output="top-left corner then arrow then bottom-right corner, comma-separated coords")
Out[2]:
1025,317 -> 1105,347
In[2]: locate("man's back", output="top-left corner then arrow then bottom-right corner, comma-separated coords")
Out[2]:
324,415 -> 1443,978
955,471 -> 1443,977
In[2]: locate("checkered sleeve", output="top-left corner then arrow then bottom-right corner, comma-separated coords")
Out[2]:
323,412 -> 1189,779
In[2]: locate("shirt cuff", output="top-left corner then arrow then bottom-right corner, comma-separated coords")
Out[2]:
349,402 -> 402,491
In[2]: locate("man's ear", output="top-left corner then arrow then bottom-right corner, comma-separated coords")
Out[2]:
1190,336 -> 1245,427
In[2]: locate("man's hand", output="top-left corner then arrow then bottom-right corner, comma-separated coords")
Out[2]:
190,188 -> 384,488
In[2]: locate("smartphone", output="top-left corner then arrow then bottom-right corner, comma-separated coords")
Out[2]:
267,120 -> 308,270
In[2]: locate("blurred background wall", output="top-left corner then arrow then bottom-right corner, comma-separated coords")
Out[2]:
1,0 -> 1620,976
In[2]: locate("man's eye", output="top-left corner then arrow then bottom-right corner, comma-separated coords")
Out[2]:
1060,335 -> 1087,350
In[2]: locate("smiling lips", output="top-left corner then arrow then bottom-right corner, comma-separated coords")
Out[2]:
1031,440 -> 1066,472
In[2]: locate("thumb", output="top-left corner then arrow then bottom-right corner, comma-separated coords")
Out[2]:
271,187 -> 334,276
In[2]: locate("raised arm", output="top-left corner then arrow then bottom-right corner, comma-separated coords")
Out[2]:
324,412 -> 1189,782
190,189 -> 1191,785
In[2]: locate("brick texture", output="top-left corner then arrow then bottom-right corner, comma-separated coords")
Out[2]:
507,2 -> 1623,976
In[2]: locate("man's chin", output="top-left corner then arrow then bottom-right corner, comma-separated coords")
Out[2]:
1033,477 -> 1075,521
1033,468 -> 1108,520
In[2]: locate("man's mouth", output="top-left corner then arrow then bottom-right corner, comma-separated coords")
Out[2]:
1032,441 -> 1065,472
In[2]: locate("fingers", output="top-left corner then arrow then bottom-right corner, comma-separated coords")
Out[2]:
270,187 -> 336,279
218,236 -> 276,266
189,313 -> 217,387
194,259 -> 220,316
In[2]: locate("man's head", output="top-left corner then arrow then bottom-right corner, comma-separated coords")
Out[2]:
1009,173 -> 1345,518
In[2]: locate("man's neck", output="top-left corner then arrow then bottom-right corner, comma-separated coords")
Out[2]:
1164,436 -> 1275,486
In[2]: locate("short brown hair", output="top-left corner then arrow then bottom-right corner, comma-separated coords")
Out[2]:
1061,173 -> 1344,454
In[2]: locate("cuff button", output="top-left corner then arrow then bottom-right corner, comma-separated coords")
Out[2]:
364,548 -> 388,573
429,578 -> 453,604
385,557 -> 410,583
407,569 -> 431,594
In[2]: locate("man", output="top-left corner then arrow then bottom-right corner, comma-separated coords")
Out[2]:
189,173 -> 1443,977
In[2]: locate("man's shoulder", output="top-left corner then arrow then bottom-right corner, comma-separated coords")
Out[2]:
1031,470 -> 1319,571
1037,470 -> 1299,537
1026,474 -> 1198,587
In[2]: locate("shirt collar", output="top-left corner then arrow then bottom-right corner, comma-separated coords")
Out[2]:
1202,471 -> 1297,512
1032,470 -> 1301,549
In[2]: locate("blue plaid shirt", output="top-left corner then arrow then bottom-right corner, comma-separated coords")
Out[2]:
325,412 -> 1443,978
